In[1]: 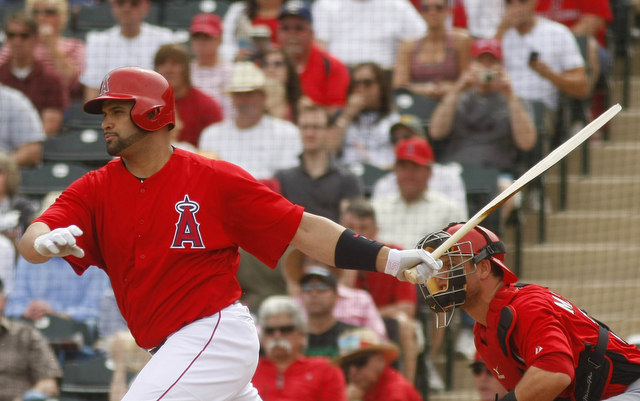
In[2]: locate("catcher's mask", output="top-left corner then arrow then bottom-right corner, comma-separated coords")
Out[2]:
416,223 -> 514,328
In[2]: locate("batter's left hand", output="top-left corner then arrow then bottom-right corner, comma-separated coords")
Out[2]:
33,225 -> 85,258
384,249 -> 442,284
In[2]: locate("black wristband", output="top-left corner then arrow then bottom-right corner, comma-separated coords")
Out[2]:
498,391 -> 517,401
334,229 -> 384,272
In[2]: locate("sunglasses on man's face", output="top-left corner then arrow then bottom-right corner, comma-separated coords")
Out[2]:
32,8 -> 58,16
505,0 -> 528,4
114,0 -> 142,7
6,31 -> 32,40
421,4 -> 445,12
301,282 -> 331,292
263,325 -> 296,335
471,362 -> 492,376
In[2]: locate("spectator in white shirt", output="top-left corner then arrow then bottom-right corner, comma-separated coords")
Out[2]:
80,0 -> 175,101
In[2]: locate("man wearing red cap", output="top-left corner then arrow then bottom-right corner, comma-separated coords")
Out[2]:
189,13 -> 235,119
372,137 -> 466,251
417,224 -> 640,401
430,38 -> 536,230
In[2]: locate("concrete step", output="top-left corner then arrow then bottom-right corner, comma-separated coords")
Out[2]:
608,109 -> 640,142
546,141 -> 640,177
520,211 -> 640,243
544,175 -> 640,211
519,243 -> 640,282
611,76 -> 640,110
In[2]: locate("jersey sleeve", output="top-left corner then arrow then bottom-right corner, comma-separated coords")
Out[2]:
34,172 -> 104,274
510,294 -> 576,379
214,161 -> 304,268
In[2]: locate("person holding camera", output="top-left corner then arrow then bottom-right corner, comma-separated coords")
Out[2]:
429,38 -> 536,229
430,38 -> 536,179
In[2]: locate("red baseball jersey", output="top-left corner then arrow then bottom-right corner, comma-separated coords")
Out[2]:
535,0 -> 613,46
253,356 -> 347,401
475,284 -> 640,399
36,149 -> 304,348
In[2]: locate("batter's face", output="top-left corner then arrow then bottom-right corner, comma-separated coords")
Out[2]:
101,100 -> 147,156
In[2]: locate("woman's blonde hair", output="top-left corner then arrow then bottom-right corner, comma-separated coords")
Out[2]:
0,152 -> 21,198
25,0 -> 69,30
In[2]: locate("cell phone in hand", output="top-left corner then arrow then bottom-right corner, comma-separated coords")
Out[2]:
528,51 -> 539,64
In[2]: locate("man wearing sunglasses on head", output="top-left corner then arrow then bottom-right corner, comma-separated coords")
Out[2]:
253,295 -> 347,401
80,0 -> 175,101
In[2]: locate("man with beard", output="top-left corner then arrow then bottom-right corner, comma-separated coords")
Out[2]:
18,66 -> 441,400
253,295 -> 347,400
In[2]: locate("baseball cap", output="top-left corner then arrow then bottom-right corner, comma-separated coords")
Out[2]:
390,114 -> 426,140
190,13 -> 222,37
395,137 -> 434,166
300,266 -> 337,290
335,328 -> 399,367
471,38 -> 503,60
227,62 -> 266,93
278,0 -> 312,22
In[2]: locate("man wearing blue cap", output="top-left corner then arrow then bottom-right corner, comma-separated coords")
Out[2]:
277,0 -> 350,110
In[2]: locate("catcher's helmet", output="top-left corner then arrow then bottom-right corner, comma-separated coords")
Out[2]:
83,67 -> 175,131
416,223 -> 517,327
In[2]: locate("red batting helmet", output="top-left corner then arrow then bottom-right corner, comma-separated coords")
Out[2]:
83,67 -> 175,131
416,223 -> 517,327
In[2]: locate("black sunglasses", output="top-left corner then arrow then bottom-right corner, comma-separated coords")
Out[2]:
421,4 -> 445,12
352,79 -> 376,88
6,31 -> 31,39
301,282 -> 331,291
471,362 -> 492,376
32,8 -> 58,16
114,0 -> 142,7
505,0 -> 528,4
263,325 -> 296,335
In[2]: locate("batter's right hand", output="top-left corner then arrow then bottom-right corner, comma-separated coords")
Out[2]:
33,225 -> 85,258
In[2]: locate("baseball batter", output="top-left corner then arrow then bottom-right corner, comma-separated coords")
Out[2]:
17,67 -> 441,401
417,223 -> 640,401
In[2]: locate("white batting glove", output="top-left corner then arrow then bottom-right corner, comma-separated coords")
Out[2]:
33,225 -> 85,258
384,248 -> 442,284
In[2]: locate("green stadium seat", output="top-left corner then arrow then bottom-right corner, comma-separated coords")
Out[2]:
43,128 -> 112,167
161,0 -> 231,31
392,88 -> 440,128
19,162 -> 91,197
65,100 -> 103,130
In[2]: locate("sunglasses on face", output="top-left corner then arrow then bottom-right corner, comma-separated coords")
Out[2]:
421,4 -> 445,12
301,282 -> 331,291
263,60 -> 285,68
347,354 -> 372,369
32,8 -> 58,16
505,0 -> 528,4
279,24 -> 307,33
263,325 -> 296,335
114,0 -> 142,7
471,363 -> 492,376
352,79 -> 376,88
6,31 -> 32,39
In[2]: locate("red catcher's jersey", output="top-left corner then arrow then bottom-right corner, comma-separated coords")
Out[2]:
36,149 -> 304,348
474,284 -> 640,400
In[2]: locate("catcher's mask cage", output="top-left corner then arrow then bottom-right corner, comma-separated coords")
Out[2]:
415,224 -> 506,328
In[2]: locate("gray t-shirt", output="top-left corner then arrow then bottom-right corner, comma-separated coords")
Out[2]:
439,90 -> 519,174
0,84 -> 45,153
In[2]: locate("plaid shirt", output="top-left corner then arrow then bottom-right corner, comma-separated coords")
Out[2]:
0,317 -> 62,401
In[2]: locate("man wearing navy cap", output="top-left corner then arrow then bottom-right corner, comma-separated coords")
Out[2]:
277,0 -> 350,110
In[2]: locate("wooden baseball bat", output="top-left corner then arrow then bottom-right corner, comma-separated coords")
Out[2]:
405,103 -> 623,284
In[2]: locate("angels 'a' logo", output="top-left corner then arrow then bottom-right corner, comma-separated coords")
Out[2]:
171,195 -> 205,249
99,72 -> 111,96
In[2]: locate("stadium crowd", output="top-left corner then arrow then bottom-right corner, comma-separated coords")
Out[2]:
0,0 -> 630,400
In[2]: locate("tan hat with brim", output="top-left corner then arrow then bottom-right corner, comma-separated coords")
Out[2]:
226,61 -> 266,93
334,327 -> 399,367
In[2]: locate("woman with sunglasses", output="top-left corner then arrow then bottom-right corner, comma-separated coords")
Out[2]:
0,0 -> 85,100
393,0 -> 471,100
260,48 -> 302,122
